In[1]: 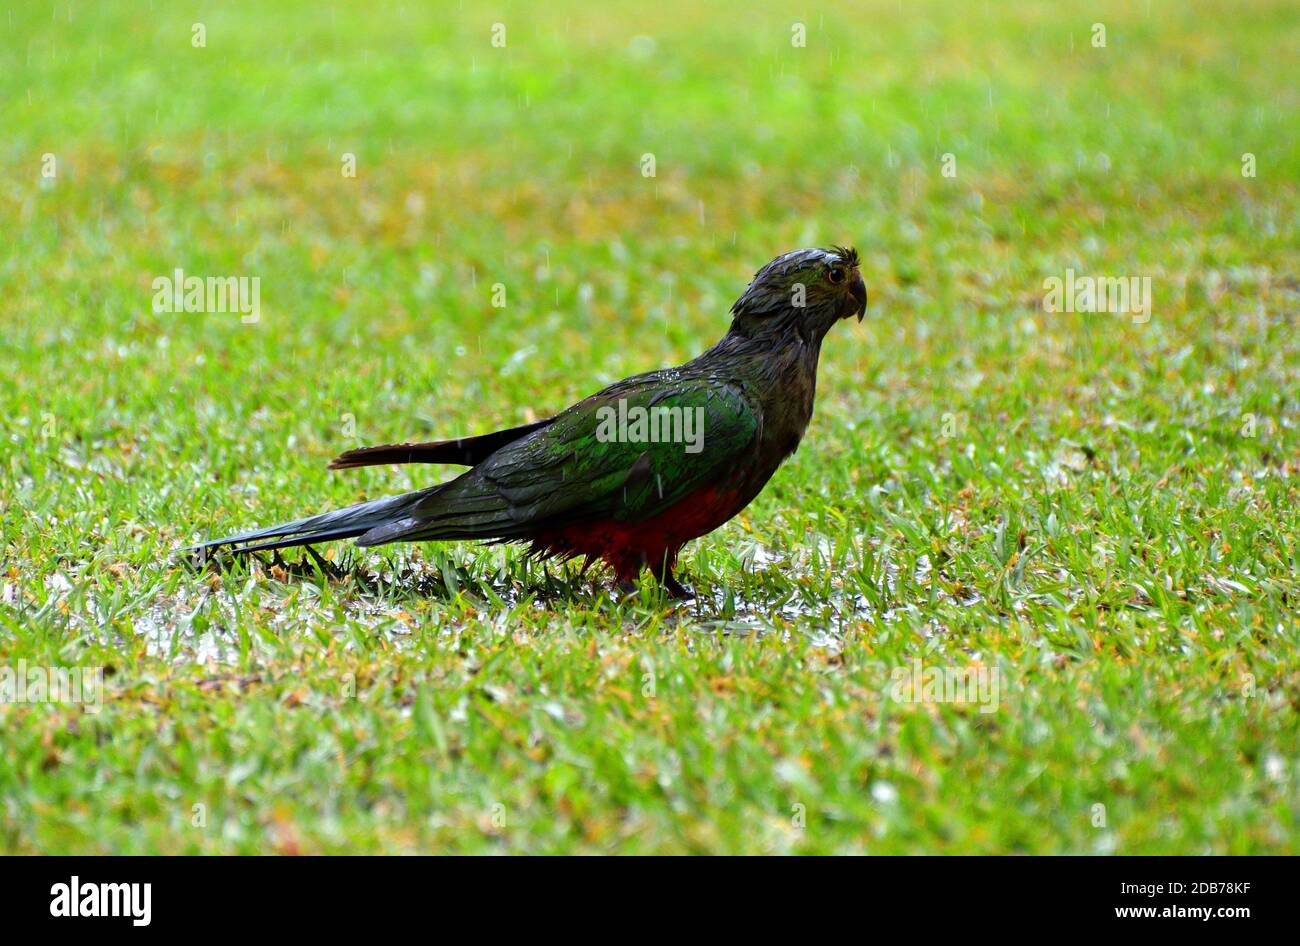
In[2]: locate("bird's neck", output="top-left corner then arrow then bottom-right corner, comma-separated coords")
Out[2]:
694,328 -> 823,463
701,326 -> 825,382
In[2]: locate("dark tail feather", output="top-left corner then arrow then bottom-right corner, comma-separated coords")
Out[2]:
328,419 -> 553,470
180,489 -> 435,558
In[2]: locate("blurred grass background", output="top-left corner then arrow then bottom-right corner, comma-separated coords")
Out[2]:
0,0 -> 1297,853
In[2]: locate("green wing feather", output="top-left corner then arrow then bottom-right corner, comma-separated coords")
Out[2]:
486,376 -> 762,523
361,374 -> 762,545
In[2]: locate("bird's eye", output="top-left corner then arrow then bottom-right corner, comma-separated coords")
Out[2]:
828,267 -> 845,284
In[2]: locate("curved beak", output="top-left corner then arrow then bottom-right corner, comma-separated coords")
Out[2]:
847,273 -> 867,321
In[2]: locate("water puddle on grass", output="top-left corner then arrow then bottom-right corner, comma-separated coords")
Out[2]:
132,578 -> 421,665
114,538 -> 985,666
137,610 -> 240,665
677,543 -> 983,638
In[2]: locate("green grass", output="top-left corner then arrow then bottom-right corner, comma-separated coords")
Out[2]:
2,0 -> 1298,853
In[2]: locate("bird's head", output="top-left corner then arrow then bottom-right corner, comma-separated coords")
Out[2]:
728,246 -> 866,343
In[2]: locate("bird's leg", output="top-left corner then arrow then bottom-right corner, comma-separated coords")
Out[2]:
654,559 -> 694,600
612,559 -> 644,598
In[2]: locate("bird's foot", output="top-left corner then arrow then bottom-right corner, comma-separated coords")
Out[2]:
660,573 -> 695,600
616,573 -> 695,601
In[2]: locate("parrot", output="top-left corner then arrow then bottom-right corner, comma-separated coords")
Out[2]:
183,246 -> 867,597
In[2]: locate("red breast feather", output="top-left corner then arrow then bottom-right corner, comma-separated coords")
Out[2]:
528,486 -> 740,583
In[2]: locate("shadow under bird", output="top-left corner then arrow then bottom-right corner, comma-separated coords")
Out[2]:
185,246 -> 867,596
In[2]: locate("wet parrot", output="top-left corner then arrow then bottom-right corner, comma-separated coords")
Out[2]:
185,246 -> 868,596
